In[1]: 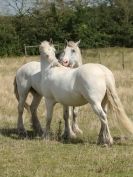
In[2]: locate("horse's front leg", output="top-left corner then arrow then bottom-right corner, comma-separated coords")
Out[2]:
72,107 -> 83,135
43,99 -> 55,140
62,105 -> 76,139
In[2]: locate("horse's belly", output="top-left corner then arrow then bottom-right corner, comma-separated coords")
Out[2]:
55,93 -> 88,106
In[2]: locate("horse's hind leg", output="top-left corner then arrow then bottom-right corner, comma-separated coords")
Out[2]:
72,107 -> 83,135
91,102 -> 113,145
101,93 -> 108,114
17,94 -> 28,137
30,92 -> 43,136
97,94 -> 113,145
62,106 -> 76,139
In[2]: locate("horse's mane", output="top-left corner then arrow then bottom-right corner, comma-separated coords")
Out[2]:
67,41 -> 77,48
40,41 -> 56,52
40,41 -> 62,67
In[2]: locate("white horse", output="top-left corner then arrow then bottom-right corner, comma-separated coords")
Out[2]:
14,40 -> 83,138
39,40 -> 133,145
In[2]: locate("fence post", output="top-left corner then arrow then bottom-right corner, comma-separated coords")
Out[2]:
56,44 -> 59,51
122,49 -> 125,70
97,49 -> 101,64
24,44 -> 27,56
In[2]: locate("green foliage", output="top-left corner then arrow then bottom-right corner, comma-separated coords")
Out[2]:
0,1 -> 133,56
0,17 -> 20,56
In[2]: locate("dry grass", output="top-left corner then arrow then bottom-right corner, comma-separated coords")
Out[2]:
0,48 -> 133,177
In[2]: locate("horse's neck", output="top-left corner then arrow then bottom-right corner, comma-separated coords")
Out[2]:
40,55 -> 61,77
77,49 -> 83,66
40,55 -> 50,74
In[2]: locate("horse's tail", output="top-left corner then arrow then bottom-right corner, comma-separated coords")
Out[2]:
14,76 -> 30,113
106,82 -> 133,134
14,76 -> 19,102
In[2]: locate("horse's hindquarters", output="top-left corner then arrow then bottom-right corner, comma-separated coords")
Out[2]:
76,65 -> 107,104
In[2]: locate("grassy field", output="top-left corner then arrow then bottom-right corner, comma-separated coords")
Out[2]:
0,48 -> 133,177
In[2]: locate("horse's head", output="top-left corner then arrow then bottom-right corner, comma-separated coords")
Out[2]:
59,40 -> 81,68
39,40 -> 57,62
40,40 -> 62,67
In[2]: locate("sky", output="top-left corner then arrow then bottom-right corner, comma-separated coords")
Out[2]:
0,0 -> 104,15
0,0 -> 34,15
0,1 -> 9,15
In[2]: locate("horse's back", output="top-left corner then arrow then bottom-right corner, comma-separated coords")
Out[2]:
16,61 -> 41,94
77,63 -> 106,79
16,61 -> 40,77
77,63 -> 114,80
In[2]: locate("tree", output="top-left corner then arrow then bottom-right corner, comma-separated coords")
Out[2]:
7,0 -> 34,16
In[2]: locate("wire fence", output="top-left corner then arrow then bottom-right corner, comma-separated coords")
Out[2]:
97,49 -> 125,70
24,43 -> 63,56
24,44 -> 133,70
83,47 -> 133,70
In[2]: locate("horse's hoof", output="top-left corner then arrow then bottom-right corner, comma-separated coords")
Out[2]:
42,130 -> 52,140
62,132 -> 71,140
42,133 -> 49,140
38,129 -> 43,137
62,131 -> 77,140
18,129 -> 28,138
101,144 -> 109,148
72,127 -> 83,135
97,138 -> 113,146
62,133 -> 69,140
72,124 -> 83,135
35,128 -> 43,137
32,124 -> 43,136
70,132 -> 77,139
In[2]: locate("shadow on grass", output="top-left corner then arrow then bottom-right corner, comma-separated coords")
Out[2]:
58,137 -> 85,145
113,136 -> 133,146
0,128 -> 132,146
60,136 -> 133,146
0,127 -> 85,144
0,128 -> 39,140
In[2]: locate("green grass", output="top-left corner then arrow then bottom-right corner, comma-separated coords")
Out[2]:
0,48 -> 133,177
0,136 -> 133,177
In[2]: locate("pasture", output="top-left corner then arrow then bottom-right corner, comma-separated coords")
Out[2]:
0,47 -> 133,177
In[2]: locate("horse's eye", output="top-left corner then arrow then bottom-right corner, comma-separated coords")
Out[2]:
72,49 -> 75,53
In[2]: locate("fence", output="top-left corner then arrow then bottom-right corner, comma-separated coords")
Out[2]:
97,48 -> 125,70
83,47 -> 133,70
24,45 -> 133,70
24,43 -> 63,56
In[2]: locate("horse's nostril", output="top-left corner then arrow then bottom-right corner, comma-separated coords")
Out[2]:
63,60 -> 68,63
62,59 -> 69,67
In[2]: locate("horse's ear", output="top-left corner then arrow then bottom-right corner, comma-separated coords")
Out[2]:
76,40 -> 81,46
49,38 -> 53,45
